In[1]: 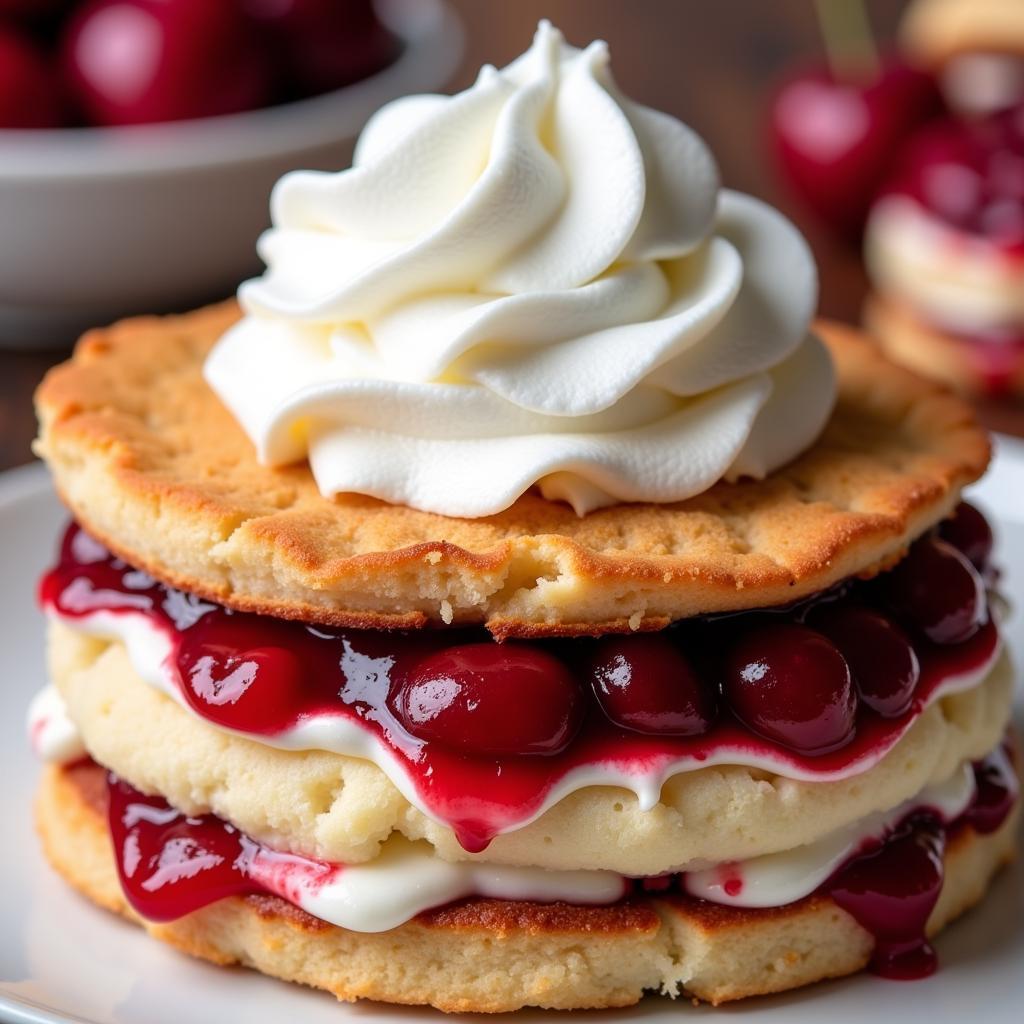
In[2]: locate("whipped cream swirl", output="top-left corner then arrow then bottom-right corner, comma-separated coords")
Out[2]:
206,22 -> 835,517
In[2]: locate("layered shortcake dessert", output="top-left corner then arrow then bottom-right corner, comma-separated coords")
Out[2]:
29,23 -> 1018,1013
864,104 -> 1024,398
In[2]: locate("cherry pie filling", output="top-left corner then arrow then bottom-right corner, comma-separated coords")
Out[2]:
41,503 -> 1017,979
96,740 -> 1016,982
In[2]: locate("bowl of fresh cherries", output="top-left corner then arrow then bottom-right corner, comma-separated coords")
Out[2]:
0,0 -> 462,348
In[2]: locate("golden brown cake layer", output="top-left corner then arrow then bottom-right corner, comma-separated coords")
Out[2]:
35,303 -> 989,636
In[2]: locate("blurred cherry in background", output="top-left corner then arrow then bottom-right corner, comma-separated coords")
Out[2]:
243,0 -> 399,98
0,0 -> 400,128
768,0 -> 949,241
63,0 -> 272,125
0,26 -> 64,127
771,55 -> 941,239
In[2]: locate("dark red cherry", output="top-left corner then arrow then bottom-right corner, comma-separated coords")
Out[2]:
883,537 -> 986,645
723,623 -> 857,755
0,0 -> 72,17
770,56 -> 942,238
0,27 -> 64,128
810,605 -> 920,718
62,0 -> 272,126
389,644 -> 583,758
828,815 -> 945,980
241,0 -> 398,97
964,745 -> 1018,835
938,502 -> 993,572
587,634 -> 715,736
178,640 -> 304,734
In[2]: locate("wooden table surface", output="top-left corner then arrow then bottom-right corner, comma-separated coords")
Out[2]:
3,0 -> 1022,473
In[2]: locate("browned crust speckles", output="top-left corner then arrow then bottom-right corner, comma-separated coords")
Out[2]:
34,301 -> 990,636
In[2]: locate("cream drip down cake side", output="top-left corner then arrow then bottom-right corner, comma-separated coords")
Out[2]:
30,22 -> 1019,1013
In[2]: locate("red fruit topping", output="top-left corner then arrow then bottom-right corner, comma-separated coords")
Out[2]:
963,743 -> 1019,835
810,605 -> 920,718
389,644 -> 584,758
883,537 -> 986,645
829,815 -> 945,979
41,522 -> 1007,854
108,773 -> 261,920
0,26 -> 64,128
588,634 -> 715,736
62,0 -> 272,126
723,623 -> 857,755
241,0 -> 398,97
884,105 -> 1024,252
770,56 -> 942,237
179,637 -> 305,734
938,501 -> 994,572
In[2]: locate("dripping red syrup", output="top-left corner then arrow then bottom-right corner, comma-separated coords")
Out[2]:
41,521 -> 1001,854
829,814 -> 947,979
103,742 -> 1016,975
829,742 -> 1018,979
107,773 -> 341,922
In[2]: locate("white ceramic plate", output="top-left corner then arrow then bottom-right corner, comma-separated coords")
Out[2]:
2,443 -> 1023,1024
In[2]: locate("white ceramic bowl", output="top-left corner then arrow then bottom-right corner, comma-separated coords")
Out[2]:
0,0 -> 462,349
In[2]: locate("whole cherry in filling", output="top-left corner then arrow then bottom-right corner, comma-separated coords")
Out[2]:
389,643 -> 584,757
587,634 -> 715,736
809,605 -> 920,718
939,501 -> 994,572
883,537 -> 986,645
723,623 -> 857,755
177,617 -> 308,734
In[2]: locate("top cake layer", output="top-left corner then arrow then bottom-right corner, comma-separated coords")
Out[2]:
35,302 -> 989,636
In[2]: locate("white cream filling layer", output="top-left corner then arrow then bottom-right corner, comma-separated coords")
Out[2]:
28,683 -> 87,765
683,759 -> 986,908
33,682 -> 998,927
249,836 -> 628,933
43,606 -> 1002,843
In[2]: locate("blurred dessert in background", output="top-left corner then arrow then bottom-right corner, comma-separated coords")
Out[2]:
902,0 -> 1024,116
864,105 -> 1024,398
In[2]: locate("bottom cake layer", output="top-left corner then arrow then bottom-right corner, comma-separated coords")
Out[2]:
37,760 -> 1019,1013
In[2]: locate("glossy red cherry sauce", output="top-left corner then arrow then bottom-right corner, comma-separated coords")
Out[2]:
673,745 -> 1018,980
41,522 -> 1001,854
107,773 -> 340,922
105,742 -> 1016,965
828,742 -> 1018,979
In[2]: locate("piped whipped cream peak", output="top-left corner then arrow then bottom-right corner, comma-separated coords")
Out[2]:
206,21 -> 835,517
